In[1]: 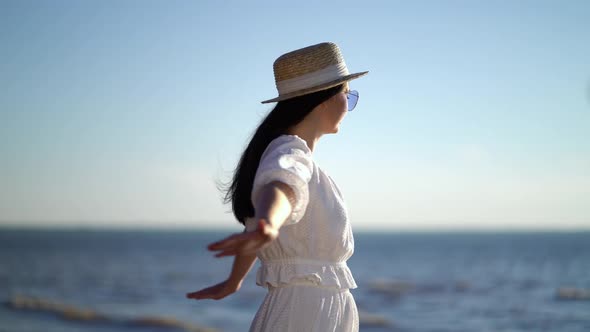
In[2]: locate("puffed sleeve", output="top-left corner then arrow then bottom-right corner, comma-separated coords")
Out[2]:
251,135 -> 314,226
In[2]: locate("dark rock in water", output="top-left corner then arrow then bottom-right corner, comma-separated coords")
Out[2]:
4,295 -> 218,332
368,279 -> 415,298
5,295 -> 111,323
359,311 -> 392,328
369,278 -> 471,298
128,316 -> 218,332
453,280 -> 471,292
555,287 -> 590,301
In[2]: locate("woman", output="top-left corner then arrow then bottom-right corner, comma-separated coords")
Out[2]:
186,42 -> 368,331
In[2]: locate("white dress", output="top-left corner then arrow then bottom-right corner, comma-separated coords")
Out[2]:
245,134 -> 358,332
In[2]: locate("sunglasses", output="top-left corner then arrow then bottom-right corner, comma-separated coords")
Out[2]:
346,90 -> 359,112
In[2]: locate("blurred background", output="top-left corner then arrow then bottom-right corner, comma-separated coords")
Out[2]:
1,0 -> 589,331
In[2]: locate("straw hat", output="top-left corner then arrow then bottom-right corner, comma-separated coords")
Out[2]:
261,42 -> 368,104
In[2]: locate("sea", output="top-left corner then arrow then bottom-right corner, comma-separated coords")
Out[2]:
0,228 -> 589,332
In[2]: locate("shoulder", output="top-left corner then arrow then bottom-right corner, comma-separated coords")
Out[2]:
257,135 -> 315,176
262,135 -> 312,160
267,135 -> 311,153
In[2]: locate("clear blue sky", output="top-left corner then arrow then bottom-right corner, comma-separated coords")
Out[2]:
1,0 -> 589,230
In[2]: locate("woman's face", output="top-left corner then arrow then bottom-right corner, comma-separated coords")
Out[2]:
320,84 -> 349,134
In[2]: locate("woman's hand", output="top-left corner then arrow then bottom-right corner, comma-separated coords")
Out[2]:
186,279 -> 240,300
208,219 -> 278,257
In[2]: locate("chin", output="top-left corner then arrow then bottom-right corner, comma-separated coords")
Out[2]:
323,123 -> 340,134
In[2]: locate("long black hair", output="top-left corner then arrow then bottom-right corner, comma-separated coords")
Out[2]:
221,84 -> 345,225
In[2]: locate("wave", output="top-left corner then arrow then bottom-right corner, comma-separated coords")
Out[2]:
368,278 -> 590,304
4,294 -> 219,332
6,294 -> 397,330
367,278 -> 472,299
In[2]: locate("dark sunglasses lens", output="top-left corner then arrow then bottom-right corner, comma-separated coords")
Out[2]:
347,90 -> 359,111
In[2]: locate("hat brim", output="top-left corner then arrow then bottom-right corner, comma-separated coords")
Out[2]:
261,71 -> 369,104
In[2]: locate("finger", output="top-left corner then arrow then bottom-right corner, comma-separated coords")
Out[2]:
215,248 -> 240,257
187,289 -> 211,299
209,232 -> 259,252
209,239 -> 244,254
188,286 -> 224,300
207,238 -> 232,250
187,293 -> 204,299
208,240 -> 234,251
208,234 -> 243,250
216,243 -> 249,256
218,239 -> 267,256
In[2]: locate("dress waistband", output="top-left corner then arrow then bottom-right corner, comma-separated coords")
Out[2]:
256,257 -> 357,290
268,279 -> 351,292
261,258 -> 348,266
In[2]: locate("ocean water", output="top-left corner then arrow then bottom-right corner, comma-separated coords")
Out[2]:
0,228 -> 589,332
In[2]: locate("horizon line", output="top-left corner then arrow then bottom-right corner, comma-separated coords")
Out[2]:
1,221 -> 589,233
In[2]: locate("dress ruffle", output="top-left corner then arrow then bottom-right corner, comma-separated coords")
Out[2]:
256,259 -> 357,289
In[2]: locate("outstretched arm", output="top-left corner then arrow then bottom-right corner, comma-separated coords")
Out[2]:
186,251 -> 257,300
206,181 -> 295,257
186,181 -> 294,300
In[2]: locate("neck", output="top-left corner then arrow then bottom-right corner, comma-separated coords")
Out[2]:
287,118 -> 323,153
